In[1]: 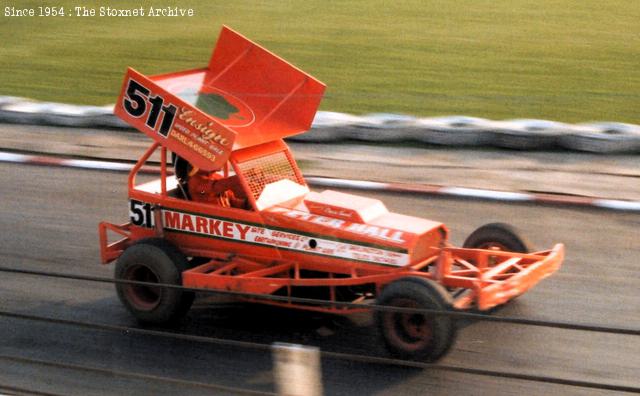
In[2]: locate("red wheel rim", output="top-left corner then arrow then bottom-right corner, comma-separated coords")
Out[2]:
382,298 -> 433,352
476,242 -> 508,267
476,242 -> 508,251
123,264 -> 161,311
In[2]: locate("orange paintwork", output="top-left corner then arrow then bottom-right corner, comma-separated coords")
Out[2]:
99,26 -> 564,313
116,26 -> 325,172
99,139 -> 564,312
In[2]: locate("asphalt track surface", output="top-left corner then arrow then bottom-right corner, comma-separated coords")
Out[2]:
0,162 -> 638,395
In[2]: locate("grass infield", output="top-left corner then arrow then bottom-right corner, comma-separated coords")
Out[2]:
0,0 -> 638,122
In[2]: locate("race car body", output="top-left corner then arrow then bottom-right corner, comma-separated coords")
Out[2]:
99,26 -> 564,361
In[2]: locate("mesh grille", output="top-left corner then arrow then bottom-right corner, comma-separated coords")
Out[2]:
236,151 -> 303,200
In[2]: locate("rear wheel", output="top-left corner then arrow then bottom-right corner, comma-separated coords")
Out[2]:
375,277 -> 457,362
463,222 -> 532,253
115,238 -> 194,324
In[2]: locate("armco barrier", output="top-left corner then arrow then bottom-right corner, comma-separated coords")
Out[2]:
0,96 -> 639,153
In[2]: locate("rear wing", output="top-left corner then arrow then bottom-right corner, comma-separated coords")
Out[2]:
114,26 -> 325,171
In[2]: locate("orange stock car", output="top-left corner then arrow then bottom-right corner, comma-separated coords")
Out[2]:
99,26 -> 564,362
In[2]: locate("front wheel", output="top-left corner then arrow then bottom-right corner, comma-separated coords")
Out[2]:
375,277 -> 457,362
462,223 -> 533,302
115,238 -> 194,324
463,222 -> 532,253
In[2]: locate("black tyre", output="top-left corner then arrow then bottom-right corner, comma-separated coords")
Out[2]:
173,154 -> 195,200
375,277 -> 457,362
115,238 -> 194,324
463,222 -> 532,253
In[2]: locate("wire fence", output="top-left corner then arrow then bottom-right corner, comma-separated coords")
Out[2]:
0,383 -> 66,396
0,265 -> 638,336
0,264 -> 639,394
2,308 -> 639,394
0,353 -> 274,396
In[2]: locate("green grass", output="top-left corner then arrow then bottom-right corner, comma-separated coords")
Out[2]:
1,0 -> 639,122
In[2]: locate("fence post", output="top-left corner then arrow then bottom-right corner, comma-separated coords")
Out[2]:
272,343 -> 323,396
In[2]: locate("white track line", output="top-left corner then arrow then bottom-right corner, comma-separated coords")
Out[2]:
306,177 -> 388,190
593,199 -> 640,211
65,159 -> 133,171
0,152 -> 28,162
439,187 -> 533,202
2,151 -> 640,212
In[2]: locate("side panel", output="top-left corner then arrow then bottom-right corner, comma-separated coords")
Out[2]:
128,190 -> 279,259
126,193 -> 415,270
